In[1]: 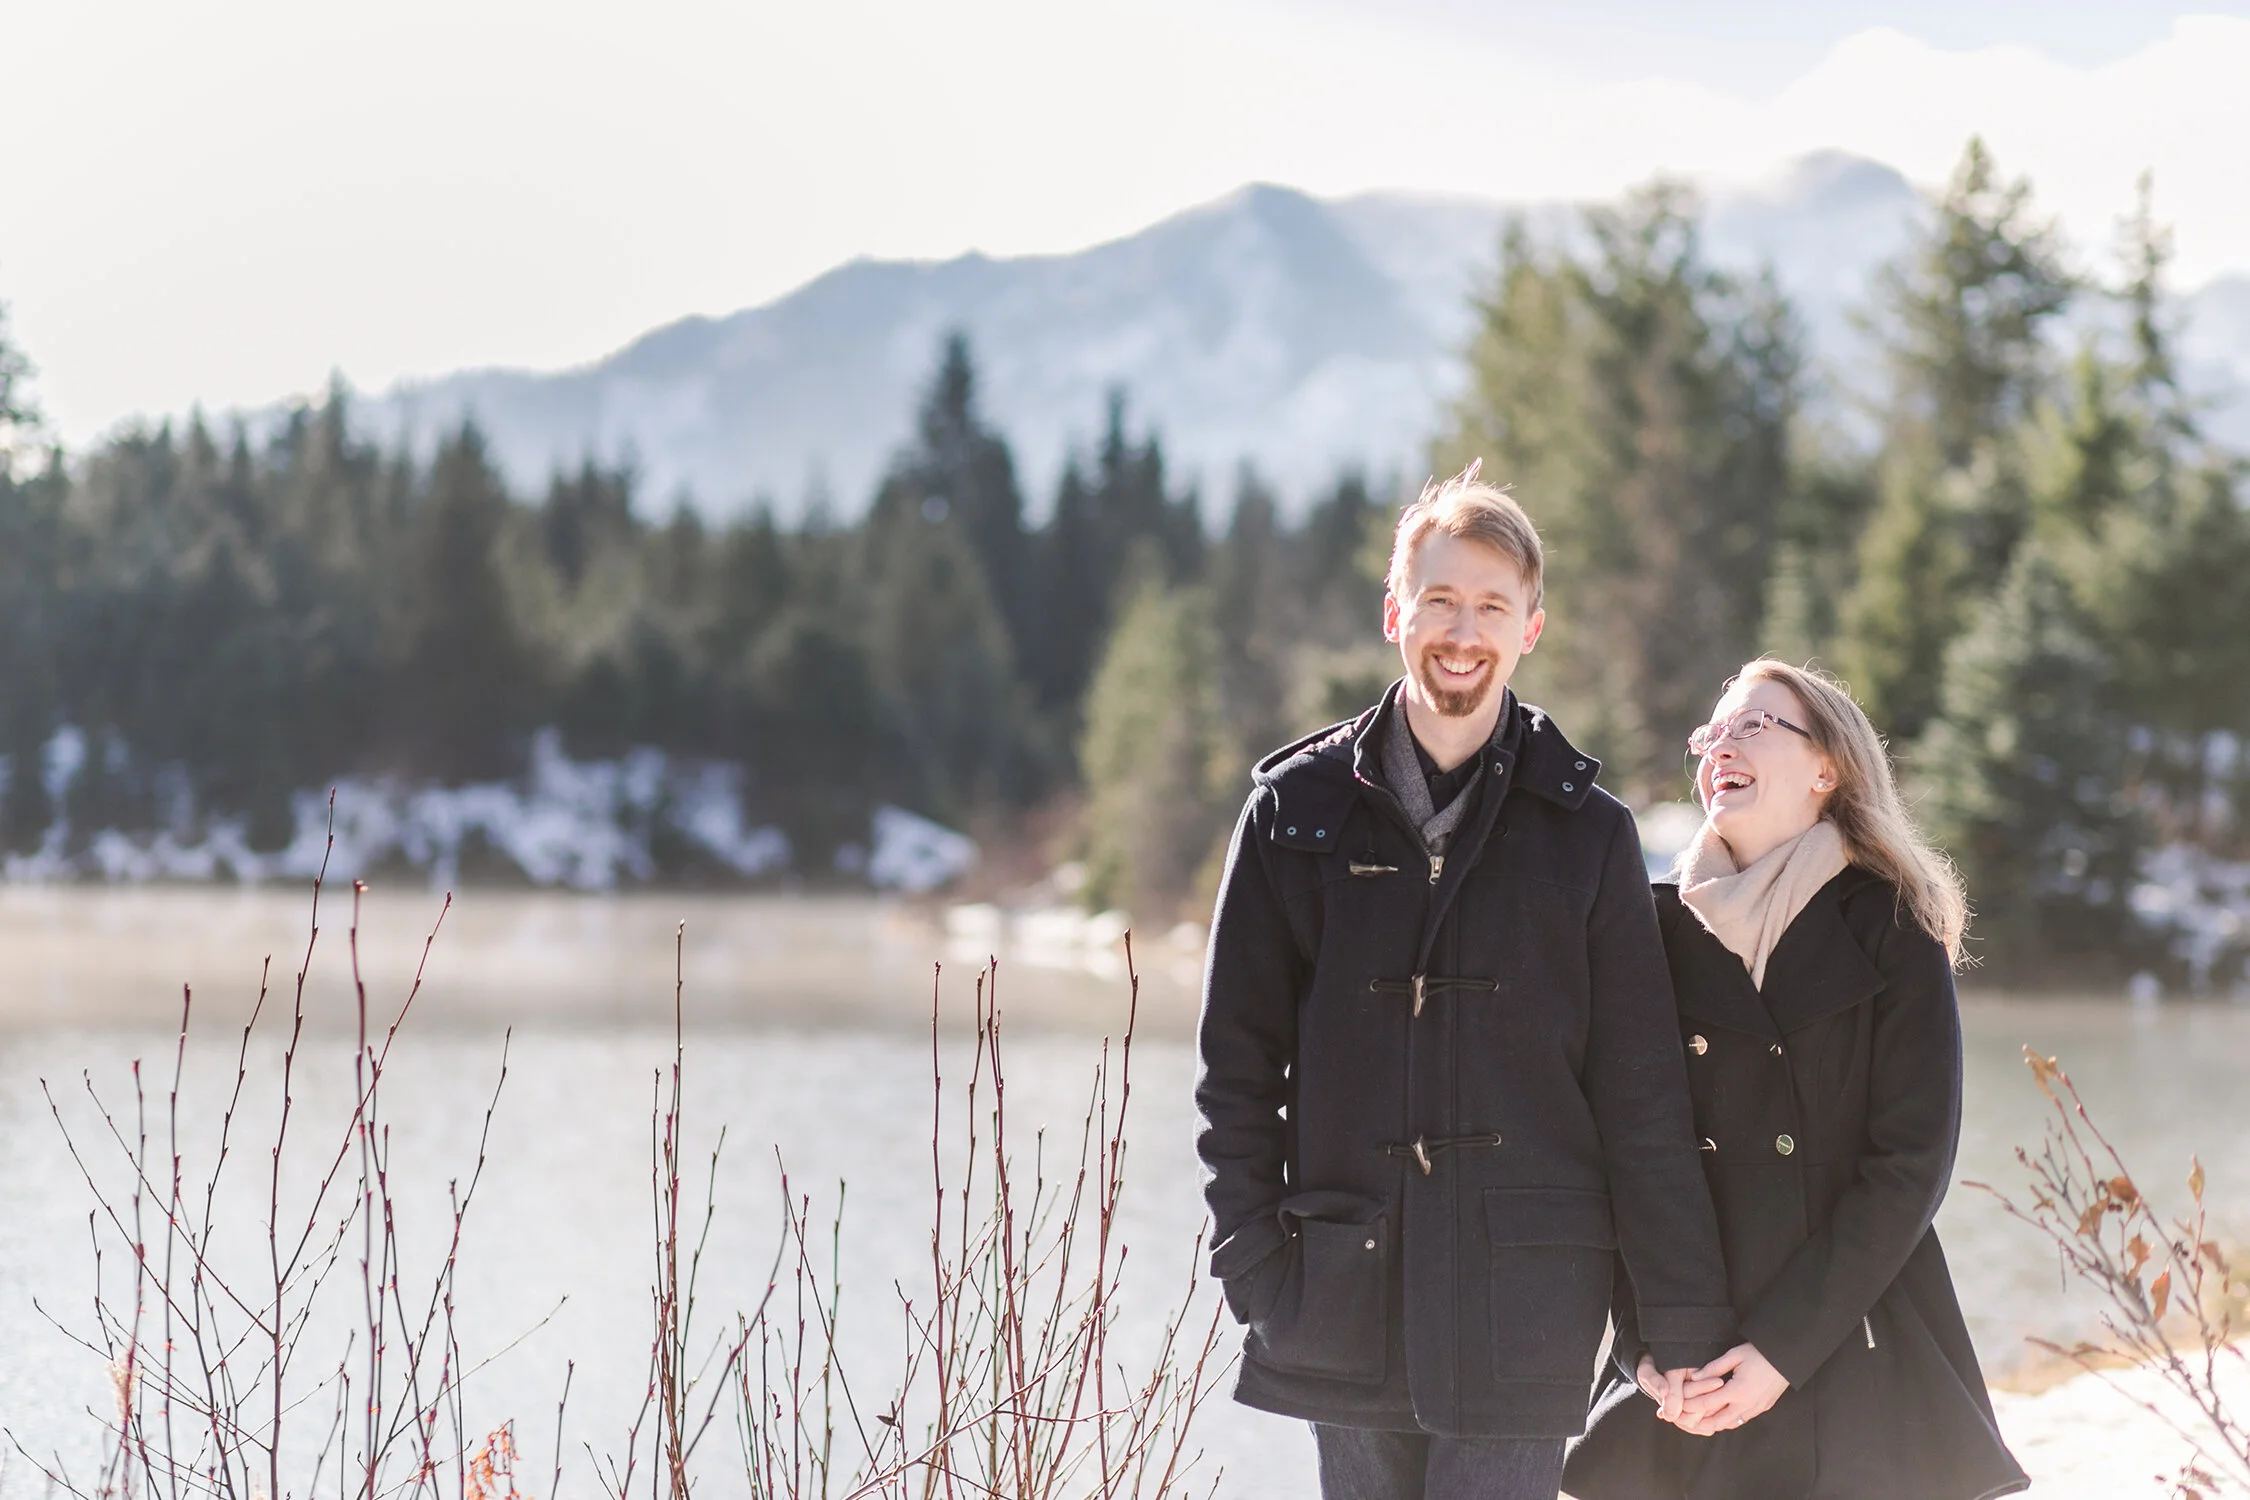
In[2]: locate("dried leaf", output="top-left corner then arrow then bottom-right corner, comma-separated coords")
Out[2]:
2025,1048 -> 2063,1100
2128,1235 -> 2151,1275
2189,1157 -> 2205,1202
2152,1268 -> 2173,1323
2109,1176 -> 2141,1209
2078,1200 -> 2109,1237
2199,1240 -> 2226,1273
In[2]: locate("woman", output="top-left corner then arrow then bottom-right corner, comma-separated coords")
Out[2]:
1563,660 -> 2026,1500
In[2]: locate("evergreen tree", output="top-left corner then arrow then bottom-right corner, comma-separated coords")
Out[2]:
258,390 -> 392,819
1914,545 -> 2142,978
1088,392 -> 1204,585
1882,138 -> 2076,471
1208,465 -> 1290,764
1758,458 -> 1878,665
391,425 -> 543,779
924,335 -> 1037,651
1836,140 -> 2074,740
1912,175 -> 2250,976
1298,468 -> 1382,627
1027,456 -> 1105,714
2057,183 -> 2250,861
1436,183 -> 1801,799
1078,578 -> 1234,921
541,459 -> 637,591
1026,393 -> 1205,730
746,611 -> 891,865
859,464 -> 1040,818
707,507 -> 791,675
1094,391 -> 1168,562
0,445 -> 66,850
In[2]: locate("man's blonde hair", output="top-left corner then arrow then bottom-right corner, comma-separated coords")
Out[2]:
1386,460 -> 1544,610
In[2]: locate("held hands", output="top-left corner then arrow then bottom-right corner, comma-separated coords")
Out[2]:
1667,1343 -> 1789,1436
1633,1355 -> 1723,1426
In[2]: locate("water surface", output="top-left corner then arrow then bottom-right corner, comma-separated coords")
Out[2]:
0,887 -> 2237,1497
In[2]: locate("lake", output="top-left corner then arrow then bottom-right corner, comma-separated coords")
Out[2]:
0,885 -> 2242,1498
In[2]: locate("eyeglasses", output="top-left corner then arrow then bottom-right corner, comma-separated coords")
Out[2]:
1687,709 -> 1815,757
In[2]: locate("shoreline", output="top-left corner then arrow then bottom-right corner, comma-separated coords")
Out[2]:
0,883 -> 2202,1033
0,884 -> 1199,1036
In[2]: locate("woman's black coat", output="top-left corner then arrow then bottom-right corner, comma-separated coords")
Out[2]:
1564,868 -> 2027,1500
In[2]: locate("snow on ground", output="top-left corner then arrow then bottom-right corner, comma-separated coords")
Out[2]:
2135,838 -> 2250,997
2,726 -> 807,890
863,805 -> 979,893
1,725 -> 991,893
1995,1355 -> 2250,1497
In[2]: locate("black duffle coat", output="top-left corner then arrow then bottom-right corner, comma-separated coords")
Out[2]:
1563,867 -> 2029,1500
1195,685 -> 1735,1439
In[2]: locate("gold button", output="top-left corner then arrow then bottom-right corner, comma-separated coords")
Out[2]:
1775,1134 -> 1796,1156
1689,1034 -> 1709,1056
1364,1237 -> 1377,1251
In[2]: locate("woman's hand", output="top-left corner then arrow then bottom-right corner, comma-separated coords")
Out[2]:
1635,1354 -> 1726,1427
1674,1343 -> 1788,1435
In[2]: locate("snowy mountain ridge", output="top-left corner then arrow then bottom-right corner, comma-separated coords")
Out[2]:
298,152 -> 2247,521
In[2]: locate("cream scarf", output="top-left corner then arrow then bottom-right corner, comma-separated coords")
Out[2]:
1676,819 -> 1851,990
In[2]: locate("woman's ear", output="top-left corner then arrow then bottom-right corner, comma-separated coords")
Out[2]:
1811,759 -> 1838,797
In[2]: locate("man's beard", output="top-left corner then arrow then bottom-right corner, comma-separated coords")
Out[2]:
1416,647 -> 1499,718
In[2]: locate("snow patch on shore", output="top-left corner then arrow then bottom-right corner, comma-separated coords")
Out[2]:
1994,1355 -> 2250,1497
865,806 -> 978,894
2,726 -> 795,891
2134,841 -> 2250,996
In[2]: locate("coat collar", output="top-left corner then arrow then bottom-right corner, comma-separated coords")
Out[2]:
1321,680 -> 1599,814
1250,679 -> 1601,814
1248,683 -> 1603,870
1661,867 -> 1888,1038
1510,697 -> 1602,811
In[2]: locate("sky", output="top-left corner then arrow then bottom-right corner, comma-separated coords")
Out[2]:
5,1 -> 2250,448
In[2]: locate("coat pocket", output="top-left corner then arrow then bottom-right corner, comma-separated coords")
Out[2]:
1246,1190 -> 1390,1384
1485,1187 -> 1615,1381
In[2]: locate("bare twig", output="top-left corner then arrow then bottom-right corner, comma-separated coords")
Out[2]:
1971,1046 -> 2250,1498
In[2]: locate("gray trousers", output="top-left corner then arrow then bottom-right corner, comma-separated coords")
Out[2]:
1312,1424 -> 1567,1500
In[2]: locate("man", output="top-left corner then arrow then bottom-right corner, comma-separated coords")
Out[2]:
1195,464 -> 1733,1500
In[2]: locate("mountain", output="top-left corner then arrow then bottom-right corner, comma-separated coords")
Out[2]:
311,154 -> 2243,520
356,180 -> 1499,519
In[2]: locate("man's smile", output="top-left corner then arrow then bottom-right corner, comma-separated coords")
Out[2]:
1428,651 -> 1492,680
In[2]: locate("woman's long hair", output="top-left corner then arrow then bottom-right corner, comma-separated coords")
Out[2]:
1709,659 -> 1971,967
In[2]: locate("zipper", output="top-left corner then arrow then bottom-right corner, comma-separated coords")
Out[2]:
1356,773 -> 1427,857
1348,763 -> 1495,973
1349,769 -> 1457,890
1354,771 -> 1447,891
